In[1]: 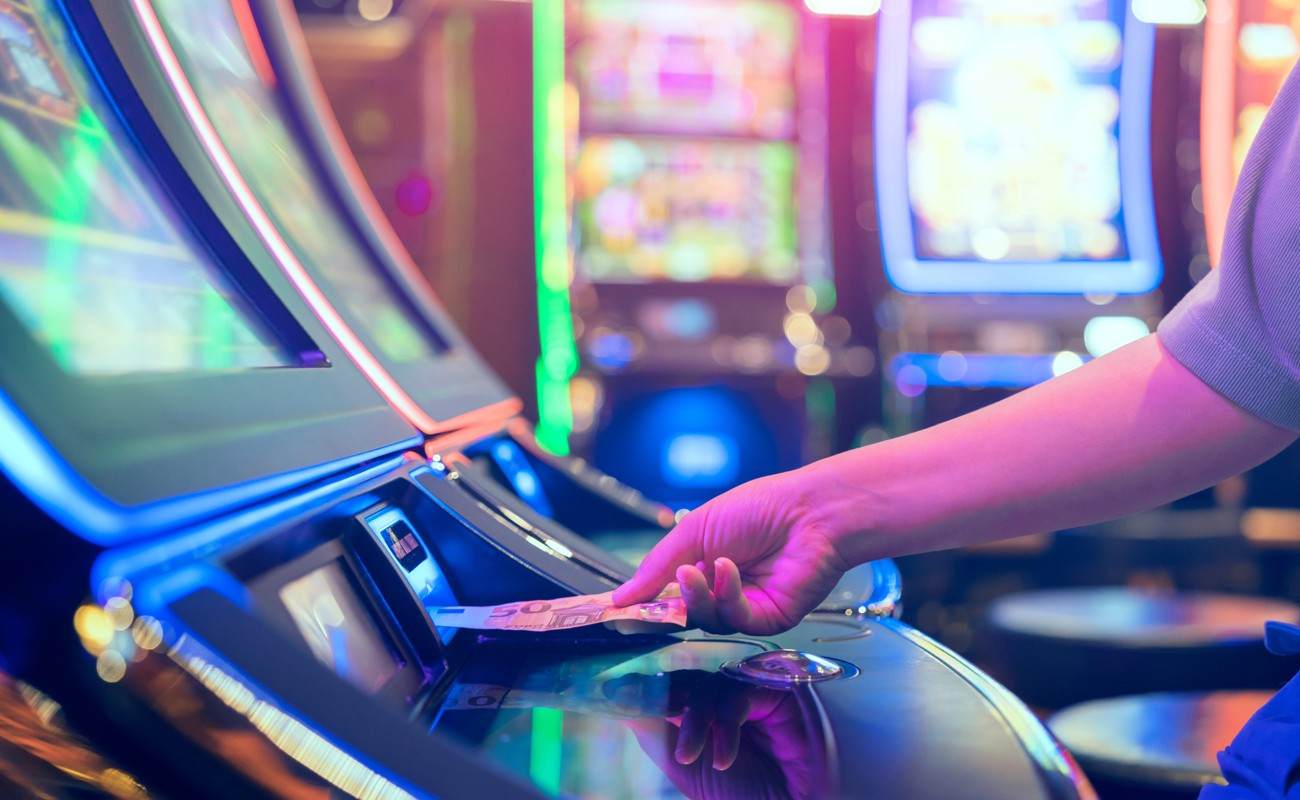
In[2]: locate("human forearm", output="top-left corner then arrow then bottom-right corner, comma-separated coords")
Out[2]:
805,335 -> 1297,565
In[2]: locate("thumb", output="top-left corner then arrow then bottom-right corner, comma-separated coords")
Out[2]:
613,517 -> 705,606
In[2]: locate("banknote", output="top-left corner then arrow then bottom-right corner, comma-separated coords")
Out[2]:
430,589 -> 686,633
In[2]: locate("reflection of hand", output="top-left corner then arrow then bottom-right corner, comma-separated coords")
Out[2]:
613,473 -> 852,635
607,671 -> 825,800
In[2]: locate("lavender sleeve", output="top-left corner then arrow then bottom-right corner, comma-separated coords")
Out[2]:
1157,65 -> 1300,432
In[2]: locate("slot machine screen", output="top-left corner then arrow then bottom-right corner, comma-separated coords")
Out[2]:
150,0 -> 441,363
0,0 -> 289,374
906,0 -> 1128,264
875,0 -> 1160,294
575,136 -> 797,283
575,0 -> 799,137
571,0 -> 803,285
279,559 -> 403,696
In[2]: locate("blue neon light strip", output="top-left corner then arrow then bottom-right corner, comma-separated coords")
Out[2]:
0,385 -> 420,547
889,353 -> 1090,390
91,454 -> 408,603
0,406 -> 421,556
874,3 -> 1161,294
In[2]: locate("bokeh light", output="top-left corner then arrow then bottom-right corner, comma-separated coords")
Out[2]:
356,0 -> 393,23
896,364 -> 928,398
1051,351 -> 1086,377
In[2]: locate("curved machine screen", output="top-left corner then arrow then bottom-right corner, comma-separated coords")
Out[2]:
0,0 -> 287,374
906,0 -> 1128,263
876,0 -> 1160,293
150,0 -> 439,363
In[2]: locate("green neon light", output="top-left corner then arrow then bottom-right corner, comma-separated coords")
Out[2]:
763,142 -> 797,268
201,287 -> 236,369
807,376 -> 835,424
0,116 -> 65,210
528,707 -> 564,795
532,0 -> 579,456
813,278 -> 837,312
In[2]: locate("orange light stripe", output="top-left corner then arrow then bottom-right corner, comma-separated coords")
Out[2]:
230,0 -> 278,88
1201,0 -> 1238,269
424,422 -> 511,459
434,397 -> 525,435
134,0 -> 441,433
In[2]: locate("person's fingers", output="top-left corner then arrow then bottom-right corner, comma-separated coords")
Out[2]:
678,564 -> 721,631
674,696 -> 715,766
697,559 -> 716,587
712,686 -> 753,771
713,557 -> 756,633
613,522 -> 705,606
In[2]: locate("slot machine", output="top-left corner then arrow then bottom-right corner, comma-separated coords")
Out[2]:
875,0 -> 1164,432
533,0 -> 877,511
0,0 -> 1096,796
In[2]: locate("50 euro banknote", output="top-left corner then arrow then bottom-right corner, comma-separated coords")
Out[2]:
430,589 -> 686,633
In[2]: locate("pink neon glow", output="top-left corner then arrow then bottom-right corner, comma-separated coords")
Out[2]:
133,0 -> 440,433
229,0 -> 277,87
1200,0 -> 1237,268
394,173 -> 435,217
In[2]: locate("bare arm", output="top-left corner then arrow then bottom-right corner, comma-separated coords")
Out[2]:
619,65 -> 1300,633
616,335 -> 1297,633
814,334 -> 1296,564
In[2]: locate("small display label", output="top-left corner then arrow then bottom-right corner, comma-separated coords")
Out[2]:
382,519 -> 428,573
364,507 -> 459,643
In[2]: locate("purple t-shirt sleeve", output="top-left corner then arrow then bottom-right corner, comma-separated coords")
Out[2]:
1157,65 -> 1300,432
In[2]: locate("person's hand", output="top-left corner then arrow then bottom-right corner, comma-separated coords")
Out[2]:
612,471 -> 854,635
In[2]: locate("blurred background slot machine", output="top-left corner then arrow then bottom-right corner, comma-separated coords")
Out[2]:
875,0 -> 1164,434
536,0 -> 872,511
297,0 -> 883,516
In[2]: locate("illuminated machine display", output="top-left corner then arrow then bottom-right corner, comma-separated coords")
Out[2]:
536,0 -> 875,509
1202,0 -> 1300,264
875,0 -> 1164,430
0,1 -> 1094,796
